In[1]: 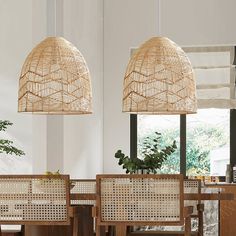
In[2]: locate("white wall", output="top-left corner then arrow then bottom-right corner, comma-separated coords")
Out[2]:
0,0 -> 34,173
31,0 -> 48,174
103,0 -> 158,173
1,0 -> 236,176
63,0 -> 104,178
0,0 -> 104,178
31,0 -> 104,178
160,0 -> 236,46
103,0 -> 236,173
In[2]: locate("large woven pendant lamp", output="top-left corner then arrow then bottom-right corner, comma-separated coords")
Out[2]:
18,37 -> 92,114
122,37 -> 197,114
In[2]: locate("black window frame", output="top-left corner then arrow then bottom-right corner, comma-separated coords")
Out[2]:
130,110 -> 235,177
130,45 -> 236,176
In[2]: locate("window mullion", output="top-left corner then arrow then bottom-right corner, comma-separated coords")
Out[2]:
180,114 -> 186,177
130,114 -> 137,160
230,109 -> 236,166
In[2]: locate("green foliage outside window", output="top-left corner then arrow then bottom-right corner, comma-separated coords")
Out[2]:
138,125 -> 228,175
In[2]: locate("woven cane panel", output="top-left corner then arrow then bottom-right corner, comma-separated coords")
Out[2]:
123,37 -> 197,114
100,177 -> 181,223
18,37 -> 92,114
0,177 -> 69,224
184,180 -> 200,215
70,180 -> 96,205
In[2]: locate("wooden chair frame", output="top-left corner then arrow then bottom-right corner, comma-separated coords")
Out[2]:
0,175 -> 79,236
126,179 -> 204,236
70,179 -> 96,236
70,179 -> 96,205
94,174 -> 193,236
184,179 -> 204,236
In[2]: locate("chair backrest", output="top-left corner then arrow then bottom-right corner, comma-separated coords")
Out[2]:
184,179 -> 201,216
70,179 -> 96,205
0,175 -> 70,225
96,174 -> 184,226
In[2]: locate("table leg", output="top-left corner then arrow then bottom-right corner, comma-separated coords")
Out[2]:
77,205 -> 94,236
115,225 -> 127,236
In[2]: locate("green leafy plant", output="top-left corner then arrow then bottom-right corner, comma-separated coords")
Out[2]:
115,132 -> 177,174
0,120 -> 25,156
44,170 -> 76,189
45,170 -> 61,176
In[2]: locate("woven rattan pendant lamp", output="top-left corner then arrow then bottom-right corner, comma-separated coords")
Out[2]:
122,37 -> 197,114
18,37 -> 92,114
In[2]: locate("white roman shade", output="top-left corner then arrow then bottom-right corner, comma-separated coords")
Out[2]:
183,46 -> 236,109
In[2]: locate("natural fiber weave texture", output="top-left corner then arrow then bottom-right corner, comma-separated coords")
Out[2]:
70,179 -> 96,205
123,37 -> 197,114
98,175 -> 183,224
18,37 -> 92,114
0,175 -> 70,224
184,179 -> 200,216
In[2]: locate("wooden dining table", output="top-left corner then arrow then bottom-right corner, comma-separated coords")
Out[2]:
23,191 -> 234,236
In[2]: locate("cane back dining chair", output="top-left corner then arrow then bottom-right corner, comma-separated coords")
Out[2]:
184,179 -> 204,236
93,174 -> 193,236
0,175 -> 78,236
127,179 -> 204,236
70,179 -> 97,236
70,179 -> 96,206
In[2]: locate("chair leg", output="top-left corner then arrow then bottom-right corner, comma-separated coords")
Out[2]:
95,218 -> 106,236
21,225 -> 25,236
197,203 -> 204,236
0,225 -> 2,236
72,215 -> 79,236
185,216 -> 191,236
198,211 -> 204,236
108,226 -> 115,236
115,225 -> 127,236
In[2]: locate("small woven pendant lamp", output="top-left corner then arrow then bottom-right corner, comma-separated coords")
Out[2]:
122,37 -> 197,114
18,37 -> 92,114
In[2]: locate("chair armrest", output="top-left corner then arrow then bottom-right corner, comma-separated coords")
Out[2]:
183,206 -> 193,217
197,203 -> 204,212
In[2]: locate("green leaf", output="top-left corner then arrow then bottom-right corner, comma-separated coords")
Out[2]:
0,120 -> 12,132
0,120 -> 25,157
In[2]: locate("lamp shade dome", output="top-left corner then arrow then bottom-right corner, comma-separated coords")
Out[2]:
18,37 -> 92,114
122,37 -> 197,114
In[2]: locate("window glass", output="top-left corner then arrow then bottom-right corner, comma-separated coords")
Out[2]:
138,115 -> 180,173
186,109 -> 229,176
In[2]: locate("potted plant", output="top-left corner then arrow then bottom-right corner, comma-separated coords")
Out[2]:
115,132 -> 177,174
0,120 -> 25,156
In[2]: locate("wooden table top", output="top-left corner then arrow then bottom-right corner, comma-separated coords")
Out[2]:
184,193 -> 234,200
70,192 -> 235,201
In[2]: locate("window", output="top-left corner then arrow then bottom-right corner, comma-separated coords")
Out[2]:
138,115 -> 180,174
184,46 -> 233,176
132,46 -> 235,176
186,109 -> 230,176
